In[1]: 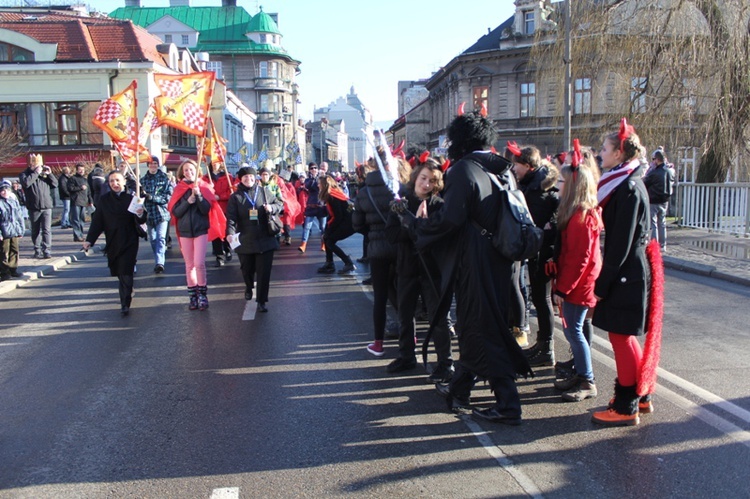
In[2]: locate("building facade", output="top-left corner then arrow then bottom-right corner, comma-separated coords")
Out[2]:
111,0 -> 304,170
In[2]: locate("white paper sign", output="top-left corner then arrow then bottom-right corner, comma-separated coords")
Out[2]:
128,196 -> 144,215
229,233 -> 241,250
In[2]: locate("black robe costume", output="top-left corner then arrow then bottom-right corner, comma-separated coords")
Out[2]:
410,152 -> 532,380
86,190 -> 147,309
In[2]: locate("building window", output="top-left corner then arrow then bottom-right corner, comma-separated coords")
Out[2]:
473,86 -> 488,112
181,34 -> 189,46
520,82 -> 536,118
524,11 -> 535,35
631,77 -> 647,113
260,34 -> 267,43
164,125 -> 196,149
0,102 -> 100,146
0,41 -> 34,62
574,78 -> 592,115
270,62 -> 278,78
206,61 -> 223,80
259,61 -> 268,78
164,34 -> 172,43
262,128 -> 270,148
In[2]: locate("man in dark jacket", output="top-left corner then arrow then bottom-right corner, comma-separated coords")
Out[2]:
68,163 -> 92,242
511,149 -> 560,367
82,171 -> 146,316
58,166 -> 72,229
409,111 -> 532,425
19,154 -> 58,258
644,148 -> 675,250
298,162 -> 326,253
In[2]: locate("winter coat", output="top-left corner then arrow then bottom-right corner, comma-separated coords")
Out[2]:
0,195 -> 25,239
643,163 -> 675,205
518,165 -> 559,263
68,173 -> 92,207
85,190 -> 146,277
171,181 -> 211,238
278,177 -> 301,229
554,208 -> 603,308
302,176 -> 327,218
58,173 -> 71,200
203,171 -> 234,214
386,190 -> 443,280
323,189 -> 354,242
410,152 -> 532,379
19,167 -> 58,211
593,167 -> 651,335
226,182 -> 283,254
140,169 -> 173,226
90,170 -> 106,205
352,170 -> 397,260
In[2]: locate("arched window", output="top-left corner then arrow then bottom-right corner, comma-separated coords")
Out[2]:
0,41 -> 34,62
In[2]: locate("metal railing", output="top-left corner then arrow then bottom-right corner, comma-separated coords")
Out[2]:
675,183 -> 750,235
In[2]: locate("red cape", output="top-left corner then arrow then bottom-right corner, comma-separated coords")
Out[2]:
168,179 -> 227,241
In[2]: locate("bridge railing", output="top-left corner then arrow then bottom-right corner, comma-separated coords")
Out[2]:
675,183 -> 750,235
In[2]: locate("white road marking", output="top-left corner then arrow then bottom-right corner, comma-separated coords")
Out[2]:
210,488 -> 239,499
242,301 -> 256,321
462,417 -> 544,499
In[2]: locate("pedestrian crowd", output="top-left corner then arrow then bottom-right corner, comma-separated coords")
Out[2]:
0,110 -> 672,428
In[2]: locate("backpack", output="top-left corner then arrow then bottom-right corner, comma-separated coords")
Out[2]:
472,165 -> 544,261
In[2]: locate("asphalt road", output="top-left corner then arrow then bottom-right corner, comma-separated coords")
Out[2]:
1,232 -> 749,498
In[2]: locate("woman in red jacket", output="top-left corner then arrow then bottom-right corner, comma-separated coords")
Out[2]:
551,142 -> 602,402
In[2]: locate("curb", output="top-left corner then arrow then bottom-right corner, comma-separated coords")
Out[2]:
663,256 -> 750,287
0,249 -> 95,297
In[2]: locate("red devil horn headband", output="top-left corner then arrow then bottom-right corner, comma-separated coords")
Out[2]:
457,102 -> 466,116
441,159 -> 451,172
506,141 -> 522,157
571,139 -> 582,168
618,118 -> 635,152
419,151 -> 430,163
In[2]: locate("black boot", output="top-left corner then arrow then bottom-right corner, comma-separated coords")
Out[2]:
317,261 -> 335,274
197,285 -> 209,310
188,286 -> 199,310
527,341 -> 554,367
338,255 -> 356,274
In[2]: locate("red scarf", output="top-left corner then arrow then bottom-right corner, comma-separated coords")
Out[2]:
168,179 -> 227,241
325,188 -> 349,226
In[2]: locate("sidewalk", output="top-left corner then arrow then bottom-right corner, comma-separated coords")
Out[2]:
1,219 -> 749,297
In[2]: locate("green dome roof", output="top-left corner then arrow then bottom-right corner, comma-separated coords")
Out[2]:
247,9 -> 281,35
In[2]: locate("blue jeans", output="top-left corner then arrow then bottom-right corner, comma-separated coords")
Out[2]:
60,199 -> 70,227
70,205 -> 86,240
148,221 -> 169,266
562,302 -> 594,380
301,215 -> 326,242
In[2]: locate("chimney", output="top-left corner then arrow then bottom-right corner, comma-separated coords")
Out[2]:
125,0 -> 140,6
222,0 -> 237,6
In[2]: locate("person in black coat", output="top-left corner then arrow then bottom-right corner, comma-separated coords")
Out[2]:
226,166 -> 283,313
352,153 -> 398,357
82,172 -> 146,316
317,174 -> 355,274
68,163 -> 92,243
510,146 -> 560,366
57,167 -> 72,229
408,111 -> 532,425
19,154 -> 58,258
386,158 -> 454,381
591,124 -> 651,427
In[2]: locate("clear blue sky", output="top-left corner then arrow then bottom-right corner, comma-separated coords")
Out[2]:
88,0 -> 516,125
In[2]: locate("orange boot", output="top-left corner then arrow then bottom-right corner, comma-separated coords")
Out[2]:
298,241 -> 307,253
592,380 -> 640,427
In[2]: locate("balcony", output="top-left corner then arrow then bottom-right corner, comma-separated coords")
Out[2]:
253,77 -> 293,92
256,112 -> 293,125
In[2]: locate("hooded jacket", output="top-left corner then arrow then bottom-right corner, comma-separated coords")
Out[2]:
352,170 -> 397,260
518,165 -> 559,262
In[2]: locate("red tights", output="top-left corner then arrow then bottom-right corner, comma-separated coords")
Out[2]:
608,333 -> 643,386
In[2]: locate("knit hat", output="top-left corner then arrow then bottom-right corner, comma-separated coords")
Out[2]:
0,180 -> 11,190
258,166 -> 271,175
237,166 -> 257,178
150,155 -> 161,166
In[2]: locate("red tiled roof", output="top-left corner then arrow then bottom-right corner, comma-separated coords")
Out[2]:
0,15 -> 166,63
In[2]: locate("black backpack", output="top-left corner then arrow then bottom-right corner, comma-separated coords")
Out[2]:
472,165 -> 544,261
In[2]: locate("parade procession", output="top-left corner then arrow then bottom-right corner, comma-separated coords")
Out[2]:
1,1 -> 750,497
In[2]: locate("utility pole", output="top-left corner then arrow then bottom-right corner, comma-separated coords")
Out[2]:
562,0 -> 572,151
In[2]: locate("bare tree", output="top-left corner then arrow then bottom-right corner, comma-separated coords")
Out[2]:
532,0 -> 750,182
0,126 -> 26,167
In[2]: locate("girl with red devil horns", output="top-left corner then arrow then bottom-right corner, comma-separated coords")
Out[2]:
591,119 -> 664,426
